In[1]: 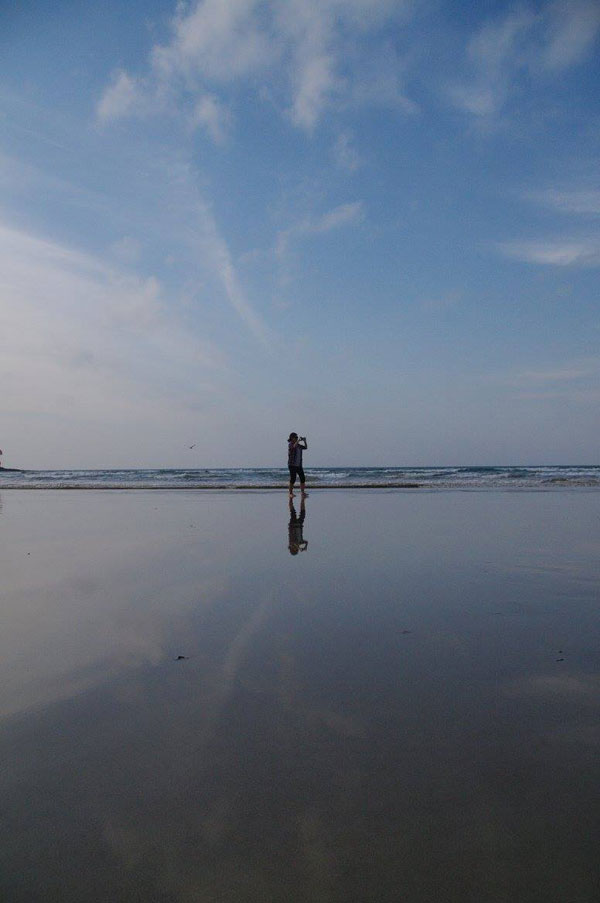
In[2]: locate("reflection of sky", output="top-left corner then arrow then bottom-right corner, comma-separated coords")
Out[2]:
2,489 -> 600,900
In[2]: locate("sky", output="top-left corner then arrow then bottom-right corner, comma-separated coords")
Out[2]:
1,0 -> 600,469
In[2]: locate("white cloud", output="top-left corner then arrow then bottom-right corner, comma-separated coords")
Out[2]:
280,0 -> 415,128
97,0 -> 415,136
97,71 -> 144,122
497,237 -> 600,266
289,51 -> 340,130
152,0 -> 274,82
190,93 -> 232,143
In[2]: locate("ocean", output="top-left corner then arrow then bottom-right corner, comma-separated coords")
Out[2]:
0,464 -> 598,490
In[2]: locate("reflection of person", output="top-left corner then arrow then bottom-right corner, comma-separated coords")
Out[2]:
287,432 -> 308,497
288,496 -> 308,555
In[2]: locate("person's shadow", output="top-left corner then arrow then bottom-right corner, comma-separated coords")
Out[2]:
288,497 -> 308,555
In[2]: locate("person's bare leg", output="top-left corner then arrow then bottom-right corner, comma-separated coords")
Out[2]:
300,482 -> 307,496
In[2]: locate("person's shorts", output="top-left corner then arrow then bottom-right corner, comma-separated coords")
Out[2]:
288,465 -> 305,485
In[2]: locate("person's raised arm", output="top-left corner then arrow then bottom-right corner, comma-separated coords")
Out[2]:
299,436 -> 308,449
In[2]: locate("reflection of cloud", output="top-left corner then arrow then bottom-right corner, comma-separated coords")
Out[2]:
505,673 -> 600,700
221,593 -> 274,685
306,707 -> 366,739
0,516 -> 231,718
548,722 -> 600,746
297,807 -> 337,898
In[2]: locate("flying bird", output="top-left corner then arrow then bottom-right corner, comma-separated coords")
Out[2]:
188,444 -> 196,449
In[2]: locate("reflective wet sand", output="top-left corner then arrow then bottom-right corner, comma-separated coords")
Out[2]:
1,489 -> 599,901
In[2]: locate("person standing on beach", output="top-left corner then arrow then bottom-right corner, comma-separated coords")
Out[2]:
288,432 -> 307,496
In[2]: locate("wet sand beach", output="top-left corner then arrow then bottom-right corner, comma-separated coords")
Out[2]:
1,488 -> 599,902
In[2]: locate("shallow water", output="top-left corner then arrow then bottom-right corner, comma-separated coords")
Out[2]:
1,489 -> 600,901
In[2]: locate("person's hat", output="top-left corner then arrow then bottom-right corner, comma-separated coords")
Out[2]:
288,432 -> 298,440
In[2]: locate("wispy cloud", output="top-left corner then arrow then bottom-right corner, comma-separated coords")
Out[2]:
275,200 -> 364,258
509,362 -> 599,386
312,200 -> 364,233
539,0 -> 600,70
527,188 -> 600,216
503,171 -> 600,267
333,131 -> 361,172
497,237 -> 600,266
155,157 -> 272,346
196,198 -> 273,346
499,358 -> 600,406
0,140 -> 271,347
449,1 -> 600,118
0,219 -> 225,426
448,6 -> 536,116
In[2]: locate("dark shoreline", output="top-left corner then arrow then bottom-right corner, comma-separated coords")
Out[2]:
1,483 -> 599,492
0,482 -> 423,490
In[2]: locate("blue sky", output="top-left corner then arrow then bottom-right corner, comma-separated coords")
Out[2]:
1,0 -> 599,468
